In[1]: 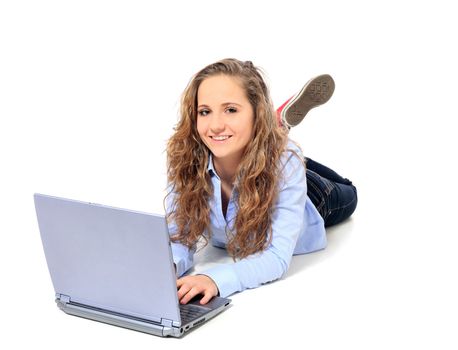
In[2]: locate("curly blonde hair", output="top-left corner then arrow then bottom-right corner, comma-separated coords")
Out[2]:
166,58 -> 289,259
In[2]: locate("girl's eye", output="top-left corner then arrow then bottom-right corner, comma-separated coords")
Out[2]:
226,107 -> 237,113
198,109 -> 210,116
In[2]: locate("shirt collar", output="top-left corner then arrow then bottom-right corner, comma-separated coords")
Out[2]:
207,154 -> 220,180
207,154 -> 240,189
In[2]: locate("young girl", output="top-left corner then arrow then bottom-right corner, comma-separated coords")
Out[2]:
165,58 -> 357,305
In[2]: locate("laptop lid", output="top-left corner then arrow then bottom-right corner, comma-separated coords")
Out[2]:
34,193 -> 181,325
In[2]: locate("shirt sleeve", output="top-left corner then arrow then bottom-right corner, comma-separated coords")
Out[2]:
164,186 -> 196,277
170,241 -> 195,277
201,150 -> 307,297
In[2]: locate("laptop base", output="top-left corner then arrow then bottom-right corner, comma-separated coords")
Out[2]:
57,296 -> 231,337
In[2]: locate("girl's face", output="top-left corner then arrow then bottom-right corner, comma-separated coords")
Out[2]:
197,75 -> 254,165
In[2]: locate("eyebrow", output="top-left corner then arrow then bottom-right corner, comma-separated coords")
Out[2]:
197,102 -> 243,108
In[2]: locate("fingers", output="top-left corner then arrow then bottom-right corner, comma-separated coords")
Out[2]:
177,280 -> 204,305
176,279 -> 193,303
199,291 -> 214,305
179,287 -> 199,305
176,275 -> 218,305
177,282 -> 197,305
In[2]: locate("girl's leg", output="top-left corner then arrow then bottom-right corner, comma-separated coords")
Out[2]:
323,180 -> 358,227
305,157 -> 353,186
275,76 -> 356,226
305,158 -> 358,227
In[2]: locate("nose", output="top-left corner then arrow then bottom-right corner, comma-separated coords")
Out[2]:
209,113 -> 225,133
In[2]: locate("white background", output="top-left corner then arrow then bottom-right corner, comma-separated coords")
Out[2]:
1,0 -> 457,348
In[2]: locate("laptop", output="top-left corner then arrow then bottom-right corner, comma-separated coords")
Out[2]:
34,193 -> 231,337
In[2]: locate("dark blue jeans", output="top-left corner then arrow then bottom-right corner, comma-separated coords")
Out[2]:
305,157 -> 358,227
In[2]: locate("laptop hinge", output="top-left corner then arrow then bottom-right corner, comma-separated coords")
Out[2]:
161,318 -> 176,328
56,293 -> 71,304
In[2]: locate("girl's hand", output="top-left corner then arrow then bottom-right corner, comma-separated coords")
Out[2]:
177,275 -> 219,305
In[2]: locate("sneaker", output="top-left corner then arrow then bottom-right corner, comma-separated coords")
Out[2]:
279,74 -> 335,128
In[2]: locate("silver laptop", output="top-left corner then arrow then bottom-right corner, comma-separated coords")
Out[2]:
34,193 -> 231,337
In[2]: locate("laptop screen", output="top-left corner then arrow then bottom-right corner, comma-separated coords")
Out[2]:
34,194 -> 181,323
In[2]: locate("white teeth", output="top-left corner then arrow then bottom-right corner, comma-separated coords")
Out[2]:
212,136 -> 230,141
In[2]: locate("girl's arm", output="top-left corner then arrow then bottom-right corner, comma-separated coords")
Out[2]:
165,187 -> 196,277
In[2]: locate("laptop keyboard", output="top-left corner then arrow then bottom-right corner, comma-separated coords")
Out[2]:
179,303 -> 209,324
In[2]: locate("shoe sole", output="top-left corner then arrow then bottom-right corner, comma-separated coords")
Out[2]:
282,74 -> 335,127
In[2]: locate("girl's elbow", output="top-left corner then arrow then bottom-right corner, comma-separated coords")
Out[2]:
274,255 -> 291,280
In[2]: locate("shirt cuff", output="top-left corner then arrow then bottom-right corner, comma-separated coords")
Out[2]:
200,264 -> 241,298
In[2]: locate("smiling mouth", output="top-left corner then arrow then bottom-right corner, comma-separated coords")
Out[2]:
210,135 -> 232,141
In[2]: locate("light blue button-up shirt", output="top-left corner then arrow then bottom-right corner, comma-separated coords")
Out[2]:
167,141 -> 326,298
